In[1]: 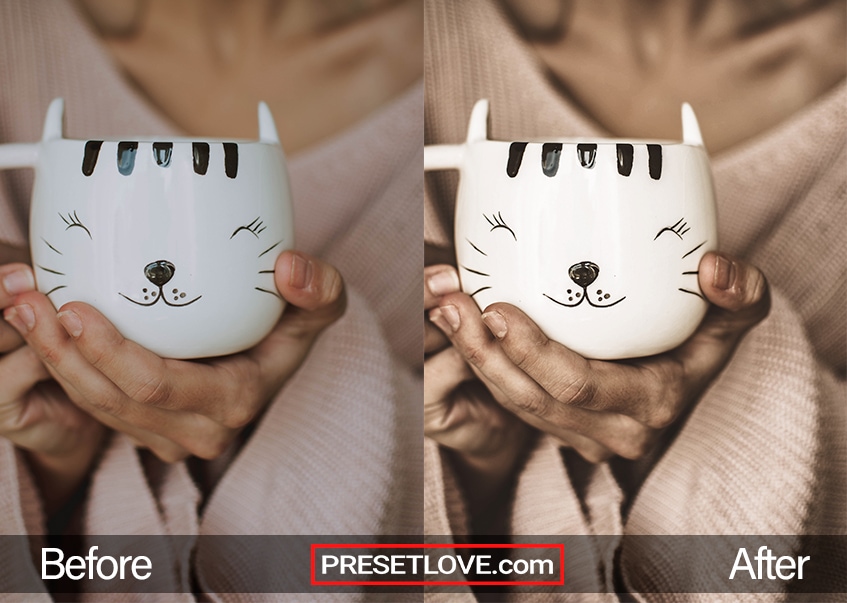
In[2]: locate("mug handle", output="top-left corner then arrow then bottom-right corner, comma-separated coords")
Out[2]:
423,144 -> 464,171
0,143 -> 38,169
0,98 -> 67,170
424,98 -> 492,172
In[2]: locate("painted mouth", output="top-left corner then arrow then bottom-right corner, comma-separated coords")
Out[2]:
119,285 -> 201,308
543,286 -> 625,309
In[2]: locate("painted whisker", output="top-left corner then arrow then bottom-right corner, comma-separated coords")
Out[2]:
42,238 -> 63,255
462,266 -> 490,277
255,287 -> 282,299
466,239 -> 487,256
37,265 -> 65,276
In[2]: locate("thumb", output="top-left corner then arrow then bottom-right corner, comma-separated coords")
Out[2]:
272,250 -> 347,335
698,251 -> 771,333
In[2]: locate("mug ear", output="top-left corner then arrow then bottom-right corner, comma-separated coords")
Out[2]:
681,102 -> 704,147
465,99 -> 489,143
257,101 -> 280,145
41,98 -> 65,141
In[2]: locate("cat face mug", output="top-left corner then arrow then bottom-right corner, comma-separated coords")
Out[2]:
425,100 -> 718,360
0,98 -> 294,359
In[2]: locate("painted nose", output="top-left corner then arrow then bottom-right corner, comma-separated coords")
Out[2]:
568,261 -> 599,288
144,260 -> 175,287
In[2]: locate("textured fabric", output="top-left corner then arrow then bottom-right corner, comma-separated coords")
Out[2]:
423,0 -> 846,600
0,0 -> 423,600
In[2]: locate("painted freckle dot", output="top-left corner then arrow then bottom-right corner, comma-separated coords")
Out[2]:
568,297 -> 573,301
180,293 -> 186,298
567,289 -> 572,294
174,296 -> 179,301
152,291 -> 157,297
576,292 -> 581,298
142,288 -> 148,293
144,296 -> 148,300
597,290 -> 603,294
604,294 -> 610,299
173,289 -> 178,294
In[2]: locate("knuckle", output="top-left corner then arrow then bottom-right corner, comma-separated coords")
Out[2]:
222,401 -> 256,429
38,343 -> 63,368
91,392 -> 123,415
550,375 -> 596,409
616,428 -> 657,460
151,444 -> 189,464
324,270 -> 345,308
129,372 -> 172,407
461,341 -> 488,369
512,388 -> 549,417
188,429 -> 233,460
645,403 -> 677,429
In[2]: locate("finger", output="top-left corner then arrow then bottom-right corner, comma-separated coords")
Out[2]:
425,321 -> 449,355
273,250 -> 346,317
0,320 -> 24,353
425,264 -> 461,310
0,346 -> 50,419
424,344 -> 474,427
478,301 -> 672,426
5,293 -> 207,458
244,251 -> 347,394
699,252 -> 770,317
555,432 -> 615,464
432,294 -> 607,435
0,265 -> 36,352
55,300 -> 252,430
433,293 -> 656,458
675,252 -> 772,380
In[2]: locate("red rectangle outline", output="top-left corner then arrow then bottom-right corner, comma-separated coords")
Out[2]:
310,543 -> 565,587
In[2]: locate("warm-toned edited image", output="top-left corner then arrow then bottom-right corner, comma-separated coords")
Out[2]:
424,0 -> 845,598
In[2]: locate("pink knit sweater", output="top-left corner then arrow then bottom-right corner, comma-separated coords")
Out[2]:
424,0 -> 845,600
0,0 -> 422,600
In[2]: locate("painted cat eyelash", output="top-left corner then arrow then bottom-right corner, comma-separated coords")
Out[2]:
59,211 -> 91,239
484,212 -> 516,240
654,218 -> 690,241
231,217 -> 267,239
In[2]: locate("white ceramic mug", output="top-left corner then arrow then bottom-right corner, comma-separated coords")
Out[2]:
425,100 -> 718,359
0,98 -> 294,359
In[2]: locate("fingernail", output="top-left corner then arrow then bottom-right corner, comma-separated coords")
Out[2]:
428,307 -> 451,334
4,304 -> 35,332
427,269 -> 460,297
57,310 -> 83,338
713,255 -> 735,291
289,253 -> 313,290
2,269 -> 34,296
481,311 -> 507,339
439,304 -> 460,332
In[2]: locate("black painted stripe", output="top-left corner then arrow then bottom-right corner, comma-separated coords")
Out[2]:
576,143 -> 597,169
507,142 -> 528,178
152,142 -> 173,167
192,142 -> 210,175
616,144 -> 634,176
117,142 -> 138,176
223,142 -> 238,178
541,143 -> 562,177
647,144 -> 663,180
82,140 -> 103,176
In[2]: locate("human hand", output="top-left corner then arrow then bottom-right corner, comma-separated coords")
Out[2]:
425,263 -> 534,532
430,252 -> 771,462
4,250 -> 346,463
0,261 -> 106,513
